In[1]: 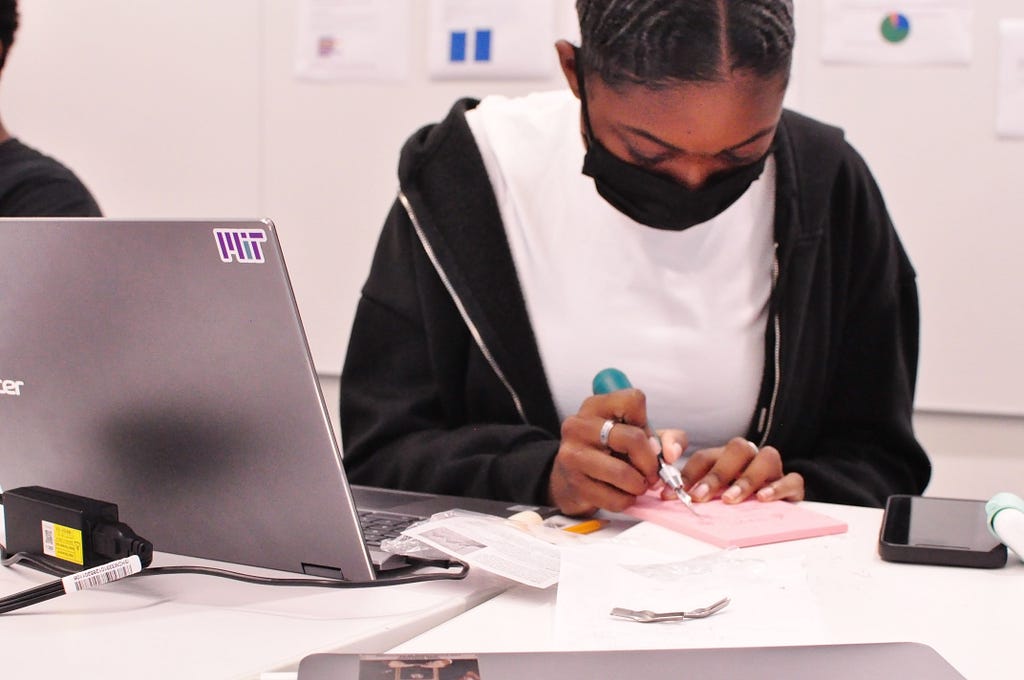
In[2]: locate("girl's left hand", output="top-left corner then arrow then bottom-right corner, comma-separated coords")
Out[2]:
660,437 -> 805,503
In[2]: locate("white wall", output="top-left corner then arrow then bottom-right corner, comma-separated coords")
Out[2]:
3,1 -> 263,217
790,1 -> 1024,416
914,411 -> 1024,499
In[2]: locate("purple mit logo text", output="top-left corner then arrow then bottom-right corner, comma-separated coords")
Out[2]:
214,229 -> 267,263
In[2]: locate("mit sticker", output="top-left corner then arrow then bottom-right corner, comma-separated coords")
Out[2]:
214,228 -> 267,263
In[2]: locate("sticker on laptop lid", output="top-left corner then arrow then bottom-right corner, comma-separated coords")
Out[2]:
214,228 -> 267,263
355,655 -> 482,679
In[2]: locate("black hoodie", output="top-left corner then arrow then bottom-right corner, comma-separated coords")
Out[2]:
340,97 -> 931,508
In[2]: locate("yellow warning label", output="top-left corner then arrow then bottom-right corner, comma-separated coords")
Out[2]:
41,520 -> 84,565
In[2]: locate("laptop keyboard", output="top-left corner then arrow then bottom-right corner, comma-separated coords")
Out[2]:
358,509 -> 421,547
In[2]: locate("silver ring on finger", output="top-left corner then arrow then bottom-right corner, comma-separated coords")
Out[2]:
599,419 -> 616,448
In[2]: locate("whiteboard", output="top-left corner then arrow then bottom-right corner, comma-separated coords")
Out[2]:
5,1 -> 1022,415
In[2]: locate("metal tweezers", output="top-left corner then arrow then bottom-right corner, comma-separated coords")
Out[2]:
610,596 -> 731,623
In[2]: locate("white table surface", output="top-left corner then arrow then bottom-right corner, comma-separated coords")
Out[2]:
390,502 -> 1023,679
0,550 -> 508,679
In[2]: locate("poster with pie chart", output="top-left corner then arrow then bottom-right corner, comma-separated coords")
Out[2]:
821,0 -> 972,64
880,12 -> 911,43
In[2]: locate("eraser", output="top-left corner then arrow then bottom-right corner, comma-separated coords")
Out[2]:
507,510 -> 543,526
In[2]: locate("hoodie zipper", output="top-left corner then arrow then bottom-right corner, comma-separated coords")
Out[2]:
399,191 -> 528,424
401,188 -> 780,437
756,244 -> 781,447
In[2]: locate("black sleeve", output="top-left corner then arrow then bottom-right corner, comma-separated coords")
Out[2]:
3,176 -> 102,217
785,149 -> 931,507
339,199 -> 558,505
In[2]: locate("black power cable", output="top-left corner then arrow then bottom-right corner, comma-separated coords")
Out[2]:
0,555 -> 145,614
0,487 -> 471,613
0,549 -> 469,613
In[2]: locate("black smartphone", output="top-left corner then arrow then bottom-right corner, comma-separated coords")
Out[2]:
878,495 -> 1007,569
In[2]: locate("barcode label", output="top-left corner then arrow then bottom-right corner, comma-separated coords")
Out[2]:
41,521 -> 56,556
61,556 -> 143,593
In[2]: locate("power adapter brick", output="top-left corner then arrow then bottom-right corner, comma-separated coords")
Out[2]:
1,486 -> 152,573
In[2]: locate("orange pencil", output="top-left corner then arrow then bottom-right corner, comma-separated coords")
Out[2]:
563,519 -> 608,535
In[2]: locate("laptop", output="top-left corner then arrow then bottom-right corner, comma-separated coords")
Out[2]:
0,218 -> 553,581
297,642 -> 966,679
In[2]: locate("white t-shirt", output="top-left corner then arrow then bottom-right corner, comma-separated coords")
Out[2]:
465,90 -> 775,450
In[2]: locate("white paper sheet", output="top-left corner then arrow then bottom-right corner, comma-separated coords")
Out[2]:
402,513 -> 563,588
554,523 -> 828,649
821,0 -> 973,65
294,0 -> 411,82
997,20 -> 1024,138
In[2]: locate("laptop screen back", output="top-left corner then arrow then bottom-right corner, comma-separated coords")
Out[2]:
0,219 -> 376,581
298,643 -> 966,680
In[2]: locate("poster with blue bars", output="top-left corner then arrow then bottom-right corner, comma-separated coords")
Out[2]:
428,0 -> 558,80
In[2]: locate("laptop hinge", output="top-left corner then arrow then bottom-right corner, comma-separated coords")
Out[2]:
301,562 -> 346,580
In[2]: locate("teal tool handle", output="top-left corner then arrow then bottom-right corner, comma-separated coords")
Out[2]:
592,367 -> 632,395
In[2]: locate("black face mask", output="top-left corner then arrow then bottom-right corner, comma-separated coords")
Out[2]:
575,53 -> 770,231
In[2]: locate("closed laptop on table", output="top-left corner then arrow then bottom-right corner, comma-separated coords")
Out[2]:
298,642 -> 965,679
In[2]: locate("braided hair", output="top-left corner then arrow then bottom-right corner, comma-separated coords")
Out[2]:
575,0 -> 794,89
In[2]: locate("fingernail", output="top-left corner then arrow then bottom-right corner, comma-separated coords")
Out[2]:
670,441 -> 683,457
757,486 -> 775,501
648,435 -> 661,454
722,485 -> 741,502
692,483 -> 709,501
